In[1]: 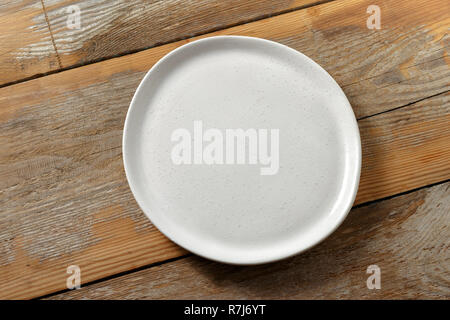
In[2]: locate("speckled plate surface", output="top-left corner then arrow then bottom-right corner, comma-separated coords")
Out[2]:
123,36 -> 361,265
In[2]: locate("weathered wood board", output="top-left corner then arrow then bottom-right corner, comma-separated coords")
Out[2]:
0,0 -> 449,299
0,0 -> 325,86
43,0 -> 324,68
0,0 -> 60,85
48,182 -> 450,300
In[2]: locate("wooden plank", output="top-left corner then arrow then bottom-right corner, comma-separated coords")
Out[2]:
356,92 -> 450,204
44,0 -> 323,68
42,0 -> 450,118
47,181 -> 450,300
0,0 -> 60,86
4,0 -> 447,98
0,0 -> 324,86
0,0 -> 449,299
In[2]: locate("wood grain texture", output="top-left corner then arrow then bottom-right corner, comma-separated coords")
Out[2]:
0,0 -> 324,86
0,0 -> 449,299
0,0 -> 60,86
46,0 -> 450,118
47,182 -> 450,300
43,0 -> 323,68
357,92 -> 450,204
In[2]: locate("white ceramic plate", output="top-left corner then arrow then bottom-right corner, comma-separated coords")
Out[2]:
123,36 -> 361,265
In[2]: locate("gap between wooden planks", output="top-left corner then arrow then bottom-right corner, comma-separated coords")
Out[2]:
0,0 -> 449,299
0,0 -> 326,87
47,181 -> 450,300
0,0 -> 60,86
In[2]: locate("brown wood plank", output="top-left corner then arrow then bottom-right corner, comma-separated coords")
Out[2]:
0,0 -> 324,86
356,92 -> 450,204
4,0 -> 447,95
0,0 -> 60,86
47,181 -> 450,300
44,0 -> 323,68
48,0 -> 450,118
0,0 -> 449,299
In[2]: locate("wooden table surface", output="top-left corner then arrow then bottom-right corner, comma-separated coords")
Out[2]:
0,0 -> 448,300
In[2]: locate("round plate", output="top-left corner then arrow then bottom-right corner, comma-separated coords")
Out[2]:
123,36 -> 361,265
